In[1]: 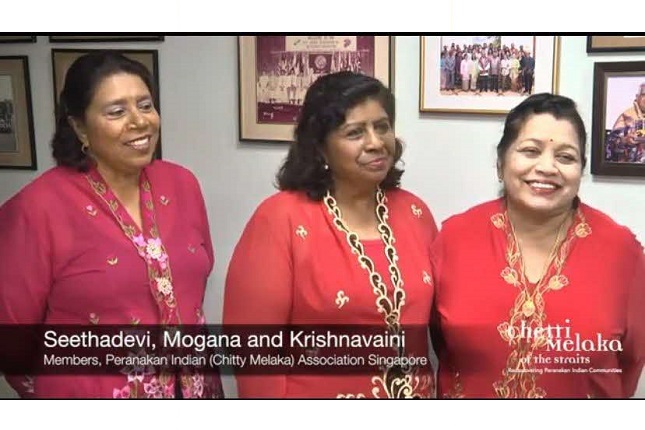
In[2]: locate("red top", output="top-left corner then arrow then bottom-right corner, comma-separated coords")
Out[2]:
224,188 -> 438,398
431,199 -> 645,398
0,161 -> 222,398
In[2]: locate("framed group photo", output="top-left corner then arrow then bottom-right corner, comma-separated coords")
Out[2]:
420,36 -> 560,114
592,61 -> 645,177
51,49 -> 162,159
238,35 -> 393,142
0,56 -> 36,170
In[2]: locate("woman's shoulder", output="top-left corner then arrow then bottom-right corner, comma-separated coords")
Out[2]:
146,160 -> 198,183
440,199 -> 503,233
0,166 -> 80,224
254,190 -> 314,215
580,202 -> 643,251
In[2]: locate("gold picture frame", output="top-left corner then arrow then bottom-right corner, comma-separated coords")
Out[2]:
420,36 -> 560,115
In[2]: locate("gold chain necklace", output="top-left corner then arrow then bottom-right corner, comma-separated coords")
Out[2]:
508,211 -> 570,318
323,188 -> 405,335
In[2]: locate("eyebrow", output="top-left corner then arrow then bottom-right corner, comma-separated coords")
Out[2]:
519,138 -> 580,153
339,116 -> 390,130
101,95 -> 153,107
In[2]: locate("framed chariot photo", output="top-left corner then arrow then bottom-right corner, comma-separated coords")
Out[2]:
0,56 -> 37,170
49,35 -> 165,43
51,48 -> 162,159
420,35 -> 560,114
591,61 -> 645,177
238,35 -> 394,142
587,36 -> 645,53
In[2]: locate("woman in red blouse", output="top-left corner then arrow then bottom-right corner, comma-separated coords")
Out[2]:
224,72 -> 438,398
0,52 -> 221,398
431,93 -> 644,398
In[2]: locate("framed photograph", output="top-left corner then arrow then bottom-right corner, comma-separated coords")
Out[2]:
51,49 -> 162,159
238,35 -> 393,142
0,36 -> 36,44
587,36 -> 645,53
591,61 -> 645,177
0,56 -> 36,170
49,35 -> 164,43
420,36 -> 560,114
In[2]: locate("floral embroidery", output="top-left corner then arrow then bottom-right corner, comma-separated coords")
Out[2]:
89,313 -> 100,324
156,277 -> 173,297
411,204 -> 422,218
85,205 -> 97,216
188,244 -> 196,254
491,213 -> 506,229
575,222 -> 592,238
335,290 -> 349,309
501,267 -> 519,286
107,256 -> 119,266
295,225 -> 307,239
422,271 -> 432,285
493,207 -> 591,398
547,274 -> 569,291
160,195 -> 170,206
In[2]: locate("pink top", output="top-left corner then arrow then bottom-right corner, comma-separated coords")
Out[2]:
0,160 -> 222,398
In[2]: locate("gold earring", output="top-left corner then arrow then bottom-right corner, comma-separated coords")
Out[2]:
81,141 -> 89,155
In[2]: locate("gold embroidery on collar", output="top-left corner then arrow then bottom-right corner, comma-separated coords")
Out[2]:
492,208 -> 590,398
325,189 -> 429,398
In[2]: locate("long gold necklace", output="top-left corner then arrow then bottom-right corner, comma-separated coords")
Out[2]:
508,211 -> 569,318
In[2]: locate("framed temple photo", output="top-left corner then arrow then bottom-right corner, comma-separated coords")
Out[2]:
591,61 -> 645,177
51,48 -> 162,159
238,35 -> 393,142
0,56 -> 37,170
49,35 -> 165,43
587,36 -> 645,53
420,36 -> 560,114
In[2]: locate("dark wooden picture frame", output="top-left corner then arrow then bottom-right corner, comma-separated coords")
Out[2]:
49,35 -> 164,43
0,36 -> 36,44
592,61 -> 645,177
51,48 -> 162,159
0,56 -> 37,170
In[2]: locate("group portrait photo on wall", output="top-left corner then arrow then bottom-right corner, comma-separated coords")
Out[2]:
420,35 -> 560,114
592,61 -> 645,177
238,35 -> 393,142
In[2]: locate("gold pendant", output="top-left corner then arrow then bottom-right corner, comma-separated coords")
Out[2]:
521,299 -> 535,317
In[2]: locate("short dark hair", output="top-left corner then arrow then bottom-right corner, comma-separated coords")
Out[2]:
276,71 -> 403,200
497,93 -> 587,169
51,51 -> 157,171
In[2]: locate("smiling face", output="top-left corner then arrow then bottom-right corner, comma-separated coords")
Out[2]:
500,113 -> 583,218
71,72 -> 160,179
324,98 -> 396,191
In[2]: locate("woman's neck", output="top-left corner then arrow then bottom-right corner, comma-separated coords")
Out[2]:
506,200 -> 572,244
96,163 -> 141,201
332,182 -> 380,239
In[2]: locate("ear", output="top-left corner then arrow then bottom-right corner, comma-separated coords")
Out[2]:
496,160 -> 503,182
67,116 -> 88,144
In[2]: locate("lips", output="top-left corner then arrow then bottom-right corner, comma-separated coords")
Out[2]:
525,180 -> 561,191
124,136 -> 151,150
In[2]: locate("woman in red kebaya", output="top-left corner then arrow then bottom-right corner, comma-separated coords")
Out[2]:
0,52 -> 221,398
224,72 -> 438,398
431,93 -> 644,398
